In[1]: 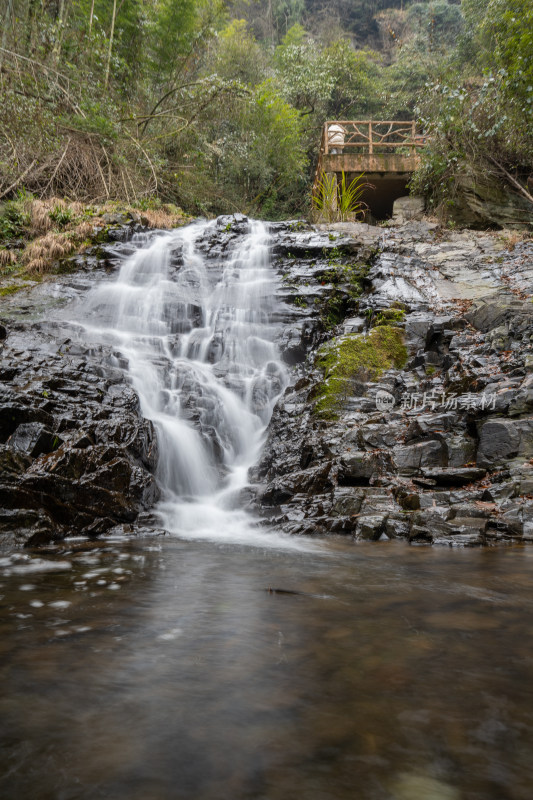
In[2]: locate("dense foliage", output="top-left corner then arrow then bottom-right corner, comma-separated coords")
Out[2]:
411,0 -> 533,215
0,0 -> 530,218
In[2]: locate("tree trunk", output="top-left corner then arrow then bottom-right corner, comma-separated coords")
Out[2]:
88,0 -> 95,34
26,0 -> 40,53
52,0 -> 67,66
104,0 -> 117,90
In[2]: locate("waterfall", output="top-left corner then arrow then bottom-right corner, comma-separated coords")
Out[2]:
81,219 -> 294,545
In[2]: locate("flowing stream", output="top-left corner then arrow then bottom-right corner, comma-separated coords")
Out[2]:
83,220 -> 292,546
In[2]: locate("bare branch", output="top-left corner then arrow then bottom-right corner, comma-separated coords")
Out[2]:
487,155 -> 533,206
0,159 -> 38,199
41,138 -> 71,197
123,130 -> 158,193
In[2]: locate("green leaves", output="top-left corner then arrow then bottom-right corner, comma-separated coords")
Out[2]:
312,172 -> 367,223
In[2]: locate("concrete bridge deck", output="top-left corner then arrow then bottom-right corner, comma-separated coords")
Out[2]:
314,120 -> 425,219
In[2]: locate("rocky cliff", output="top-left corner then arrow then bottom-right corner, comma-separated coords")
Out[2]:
252,219 -> 533,546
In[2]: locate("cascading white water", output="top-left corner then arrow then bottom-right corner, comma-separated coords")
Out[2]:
80,219 -> 300,546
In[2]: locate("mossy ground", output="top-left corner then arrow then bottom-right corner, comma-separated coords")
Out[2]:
314,325 -> 408,419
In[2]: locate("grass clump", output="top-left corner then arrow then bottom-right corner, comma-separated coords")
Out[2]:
0,249 -> 18,268
313,325 -> 408,420
23,232 -> 77,274
137,204 -> 188,229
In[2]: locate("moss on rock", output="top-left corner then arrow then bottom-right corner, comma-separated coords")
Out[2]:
313,325 -> 408,419
373,307 -> 405,326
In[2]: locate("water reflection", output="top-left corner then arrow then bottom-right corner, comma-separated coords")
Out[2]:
1,539 -> 533,799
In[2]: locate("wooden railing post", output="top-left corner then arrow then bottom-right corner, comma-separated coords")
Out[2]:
368,121 -> 373,154
324,122 -> 329,155
411,119 -> 416,154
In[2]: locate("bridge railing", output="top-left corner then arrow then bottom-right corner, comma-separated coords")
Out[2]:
322,120 -> 424,156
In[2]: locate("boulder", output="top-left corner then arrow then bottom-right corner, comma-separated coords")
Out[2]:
450,166 -> 533,229
7,423 -> 60,458
466,295 -> 529,333
392,196 -> 425,223
422,467 -> 486,486
356,514 -> 388,540
393,439 -> 447,475
477,420 -> 521,467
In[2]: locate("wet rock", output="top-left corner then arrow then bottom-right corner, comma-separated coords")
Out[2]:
477,420 -> 521,467
0,403 -> 54,443
356,514 -> 388,540
466,295 -> 528,333
252,219 -> 533,545
102,212 -> 134,225
393,440 -> 447,475
0,445 -> 32,476
338,451 -> 378,484
421,467 -> 487,486
8,423 -> 60,458
509,376 -> 533,416
331,487 -> 365,516
385,514 -> 411,539
0,319 -> 161,548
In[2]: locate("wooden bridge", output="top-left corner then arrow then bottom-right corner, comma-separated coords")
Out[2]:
314,120 -> 425,219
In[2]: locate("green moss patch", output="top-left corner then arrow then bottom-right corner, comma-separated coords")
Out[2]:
313,325 -> 408,420
0,283 -> 24,297
373,307 -> 405,326
319,261 -> 370,330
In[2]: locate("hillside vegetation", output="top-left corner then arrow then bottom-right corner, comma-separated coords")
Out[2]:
0,0 -> 531,220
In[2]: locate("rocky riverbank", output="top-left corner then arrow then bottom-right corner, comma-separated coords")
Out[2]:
0,214 -> 532,549
0,222 -> 163,550
252,219 -> 533,545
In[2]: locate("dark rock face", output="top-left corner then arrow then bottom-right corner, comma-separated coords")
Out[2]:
0,320 -> 159,550
251,221 -> 533,546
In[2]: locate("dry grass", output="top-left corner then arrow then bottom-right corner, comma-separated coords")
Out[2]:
4,198 -> 188,278
499,229 -> 531,251
86,203 -> 188,230
139,207 -> 188,229
26,197 -> 86,236
25,258 -> 48,274
29,200 -> 53,235
23,232 -> 75,272
0,249 -> 17,267
74,220 -> 95,239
